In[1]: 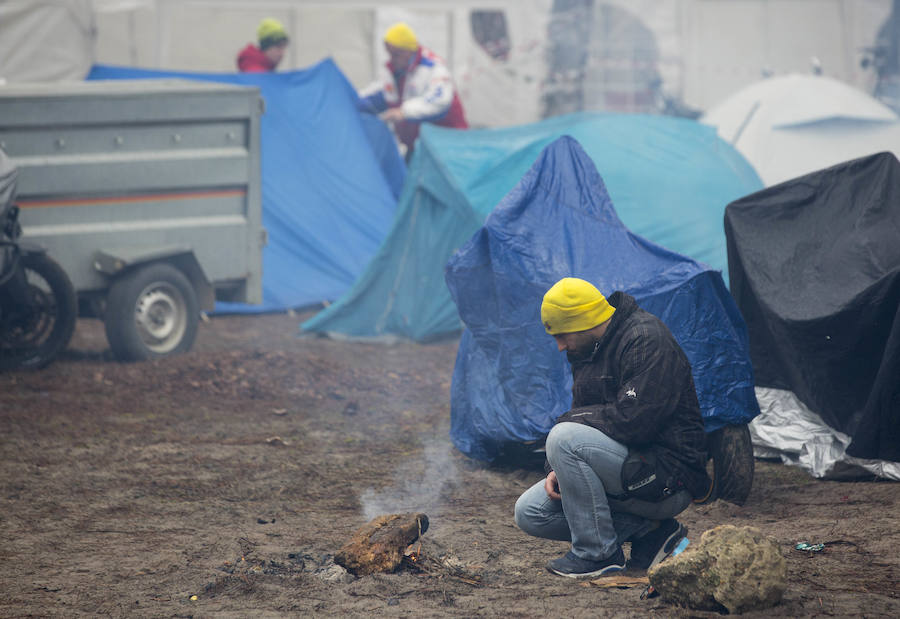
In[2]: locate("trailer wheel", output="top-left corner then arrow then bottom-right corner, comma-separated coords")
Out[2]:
104,263 -> 199,362
708,424 -> 755,506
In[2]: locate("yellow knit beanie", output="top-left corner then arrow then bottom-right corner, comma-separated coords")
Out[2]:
384,22 -> 418,51
258,18 -> 289,50
541,278 -> 616,335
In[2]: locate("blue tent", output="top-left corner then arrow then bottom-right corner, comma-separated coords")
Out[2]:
445,136 -> 760,461
88,60 -> 405,312
302,112 -> 761,340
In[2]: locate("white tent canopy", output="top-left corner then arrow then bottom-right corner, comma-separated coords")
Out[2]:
702,74 -> 900,186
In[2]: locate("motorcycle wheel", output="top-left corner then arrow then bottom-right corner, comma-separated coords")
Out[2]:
707,423 -> 755,506
0,252 -> 77,371
104,262 -> 199,362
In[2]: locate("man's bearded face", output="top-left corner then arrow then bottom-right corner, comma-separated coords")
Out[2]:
554,330 -> 599,362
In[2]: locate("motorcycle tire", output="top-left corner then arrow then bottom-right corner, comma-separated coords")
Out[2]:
0,252 -> 77,371
104,262 -> 199,362
707,423 -> 755,506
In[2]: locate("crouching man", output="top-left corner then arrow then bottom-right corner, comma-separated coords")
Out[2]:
515,277 -> 711,577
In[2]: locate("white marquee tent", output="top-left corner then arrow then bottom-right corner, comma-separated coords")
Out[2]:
702,73 -> 900,186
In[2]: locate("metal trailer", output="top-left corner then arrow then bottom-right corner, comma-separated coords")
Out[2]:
0,79 -> 265,361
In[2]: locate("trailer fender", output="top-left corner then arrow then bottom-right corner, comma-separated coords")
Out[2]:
92,246 -> 214,311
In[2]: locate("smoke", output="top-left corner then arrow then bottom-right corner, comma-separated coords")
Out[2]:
359,433 -> 459,522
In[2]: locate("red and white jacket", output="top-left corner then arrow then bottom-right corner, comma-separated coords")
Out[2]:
359,46 -> 468,152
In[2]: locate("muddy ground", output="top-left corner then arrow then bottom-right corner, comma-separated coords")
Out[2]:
1,312 -> 898,618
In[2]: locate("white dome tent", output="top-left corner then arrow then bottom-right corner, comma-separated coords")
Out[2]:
702,73 -> 900,186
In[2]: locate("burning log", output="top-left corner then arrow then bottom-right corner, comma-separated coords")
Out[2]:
334,512 -> 429,576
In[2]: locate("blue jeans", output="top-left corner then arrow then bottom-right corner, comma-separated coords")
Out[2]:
514,422 -> 692,561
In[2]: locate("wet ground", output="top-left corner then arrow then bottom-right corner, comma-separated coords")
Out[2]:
1,312 -> 898,617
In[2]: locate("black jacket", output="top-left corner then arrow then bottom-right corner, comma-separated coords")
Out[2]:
554,292 -> 711,499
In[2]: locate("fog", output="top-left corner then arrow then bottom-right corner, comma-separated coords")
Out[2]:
2,1 -> 899,123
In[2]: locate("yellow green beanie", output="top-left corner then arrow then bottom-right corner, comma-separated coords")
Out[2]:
541,278 -> 616,335
258,18 -> 288,50
384,22 -> 418,51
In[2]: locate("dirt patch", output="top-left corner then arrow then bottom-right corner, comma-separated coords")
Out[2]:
1,313 -> 898,617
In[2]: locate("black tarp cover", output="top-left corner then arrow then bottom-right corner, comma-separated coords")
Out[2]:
725,152 -> 900,462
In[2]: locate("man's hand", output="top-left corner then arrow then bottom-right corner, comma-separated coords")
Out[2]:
380,107 -> 405,123
544,471 -> 561,500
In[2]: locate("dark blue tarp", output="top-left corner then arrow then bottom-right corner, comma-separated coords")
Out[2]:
445,136 -> 760,462
88,60 -> 405,312
302,112 -> 761,340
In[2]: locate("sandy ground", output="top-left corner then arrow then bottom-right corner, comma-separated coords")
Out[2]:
1,312 -> 898,617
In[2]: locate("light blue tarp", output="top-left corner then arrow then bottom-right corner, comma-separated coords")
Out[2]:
302,112 -> 761,340
445,136 -> 760,461
88,60 -> 405,312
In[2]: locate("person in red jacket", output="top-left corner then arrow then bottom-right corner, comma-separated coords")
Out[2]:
236,18 -> 289,73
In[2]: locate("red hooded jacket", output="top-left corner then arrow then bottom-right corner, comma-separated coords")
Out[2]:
236,44 -> 276,73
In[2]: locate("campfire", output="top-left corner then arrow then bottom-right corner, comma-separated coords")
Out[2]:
334,512 -> 429,576
335,512 -> 481,586
403,547 -> 422,566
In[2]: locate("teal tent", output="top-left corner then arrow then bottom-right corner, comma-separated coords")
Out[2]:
302,112 -> 762,340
